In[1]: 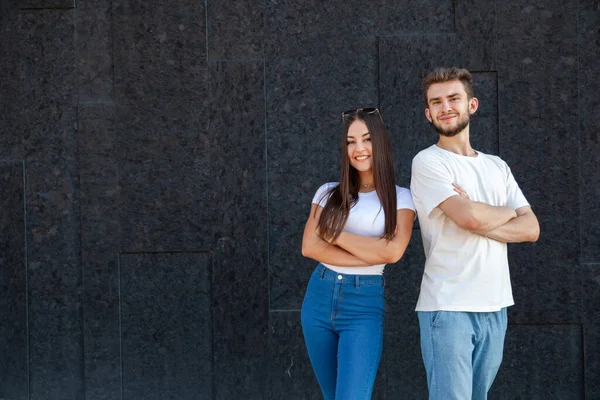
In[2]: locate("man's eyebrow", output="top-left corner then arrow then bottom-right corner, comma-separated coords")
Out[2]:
429,93 -> 462,102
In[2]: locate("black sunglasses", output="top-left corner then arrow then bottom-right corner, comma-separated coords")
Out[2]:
341,107 -> 382,121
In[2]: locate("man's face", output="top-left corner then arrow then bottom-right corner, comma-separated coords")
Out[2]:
425,80 -> 478,137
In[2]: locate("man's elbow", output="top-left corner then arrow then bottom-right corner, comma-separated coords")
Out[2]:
527,225 -> 540,242
456,216 -> 485,232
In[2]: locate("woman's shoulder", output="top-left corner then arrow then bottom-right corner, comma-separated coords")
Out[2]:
394,185 -> 411,196
394,185 -> 416,211
312,182 -> 339,205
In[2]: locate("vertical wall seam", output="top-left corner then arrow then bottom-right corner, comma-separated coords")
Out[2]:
117,253 -> 123,400
577,0 -> 586,396
263,54 -> 272,399
23,159 -> 30,399
73,5 -> 87,397
205,0 -> 209,63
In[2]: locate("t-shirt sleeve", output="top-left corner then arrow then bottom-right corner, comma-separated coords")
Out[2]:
504,164 -> 530,210
396,187 -> 416,211
410,153 -> 458,218
312,182 -> 336,207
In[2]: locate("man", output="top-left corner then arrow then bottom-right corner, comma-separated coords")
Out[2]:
410,67 -> 540,400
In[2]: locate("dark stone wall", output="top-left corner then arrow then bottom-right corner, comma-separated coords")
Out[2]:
0,1 -> 598,399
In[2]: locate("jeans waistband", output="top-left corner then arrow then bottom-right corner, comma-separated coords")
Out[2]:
316,264 -> 384,287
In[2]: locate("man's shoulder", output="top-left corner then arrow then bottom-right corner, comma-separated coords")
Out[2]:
413,145 -> 442,164
477,151 -> 510,170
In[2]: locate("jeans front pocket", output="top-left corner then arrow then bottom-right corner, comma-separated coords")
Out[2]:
431,310 -> 445,327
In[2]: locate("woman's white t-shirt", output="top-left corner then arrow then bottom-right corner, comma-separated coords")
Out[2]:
312,183 -> 415,275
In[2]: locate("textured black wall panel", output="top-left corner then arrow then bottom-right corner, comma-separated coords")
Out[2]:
267,37 -> 378,310
114,0 -> 209,252
120,252 -> 212,400
583,265 -> 600,399
209,61 -> 269,399
491,324 -> 584,399
76,0 -> 113,104
455,0 -> 497,70
265,0 -> 453,39
497,2 -> 579,269
509,263 -> 581,324
207,0 -> 264,61
19,0 -> 75,9
78,104 -> 121,400
269,311 -> 321,399
19,10 -> 84,400
379,34 -> 458,188
0,162 -> 27,400
580,0 -> 600,263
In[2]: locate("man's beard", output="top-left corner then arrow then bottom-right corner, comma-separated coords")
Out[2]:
430,113 -> 470,137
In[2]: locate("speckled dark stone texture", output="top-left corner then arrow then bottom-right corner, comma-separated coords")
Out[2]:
113,0 -> 209,252
18,0 -> 74,9
269,311 -> 321,399
455,0 -> 497,70
0,0 -> 598,397
497,2 -> 579,269
580,0 -> 600,263
78,104 -> 121,400
208,61 -> 269,399
207,1 -> 264,61
77,0 -> 113,104
212,239 -> 268,399
379,34 -> 458,188
18,10 -> 84,400
491,324 -> 584,399
264,0 -> 453,41
120,252 -> 212,400
0,162 -> 27,400
583,265 -> 600,399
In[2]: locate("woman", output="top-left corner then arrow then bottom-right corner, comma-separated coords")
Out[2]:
301,107 -> 415,399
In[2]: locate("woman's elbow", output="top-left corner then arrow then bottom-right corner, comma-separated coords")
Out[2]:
384,246 -> 407,264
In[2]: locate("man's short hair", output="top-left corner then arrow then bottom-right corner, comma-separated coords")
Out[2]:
422,67 -> 474,104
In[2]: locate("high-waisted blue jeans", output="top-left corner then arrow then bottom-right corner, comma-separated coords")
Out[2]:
301,264 -> 385,400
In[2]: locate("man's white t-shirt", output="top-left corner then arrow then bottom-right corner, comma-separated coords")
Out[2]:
312,182 -> 415,275
410,145 -> 530,312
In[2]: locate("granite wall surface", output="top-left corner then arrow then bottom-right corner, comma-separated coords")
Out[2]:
0,0 -> 598,398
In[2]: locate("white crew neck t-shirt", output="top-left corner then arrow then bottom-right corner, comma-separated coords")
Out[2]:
410,145 -> 530,312
312,182 -> 415,275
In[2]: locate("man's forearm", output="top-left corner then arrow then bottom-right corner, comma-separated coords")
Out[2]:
477,208 -> 540,243
468,202 -> 517,232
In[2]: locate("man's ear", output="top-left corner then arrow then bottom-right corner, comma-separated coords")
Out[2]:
469,97 -> 479,115
425,108 -> 432,123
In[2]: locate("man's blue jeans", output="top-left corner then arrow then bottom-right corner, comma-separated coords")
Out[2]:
301,264 -> 385,400
418,308 -> 508,400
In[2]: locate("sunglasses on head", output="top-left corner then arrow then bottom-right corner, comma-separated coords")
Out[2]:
341,107 -> 382,121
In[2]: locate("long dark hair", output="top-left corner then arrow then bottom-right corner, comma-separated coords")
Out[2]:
317,110 -> 397,241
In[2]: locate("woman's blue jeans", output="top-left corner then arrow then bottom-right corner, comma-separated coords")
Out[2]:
301,264 -> 385,400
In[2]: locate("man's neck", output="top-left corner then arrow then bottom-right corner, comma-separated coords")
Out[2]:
436,128 -> 477,157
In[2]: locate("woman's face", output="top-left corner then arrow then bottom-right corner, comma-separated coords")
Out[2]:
346,119 -> 373,173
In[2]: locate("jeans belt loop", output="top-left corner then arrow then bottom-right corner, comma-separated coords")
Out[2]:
320,265 -> 326,279
355,275 -> 359,289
